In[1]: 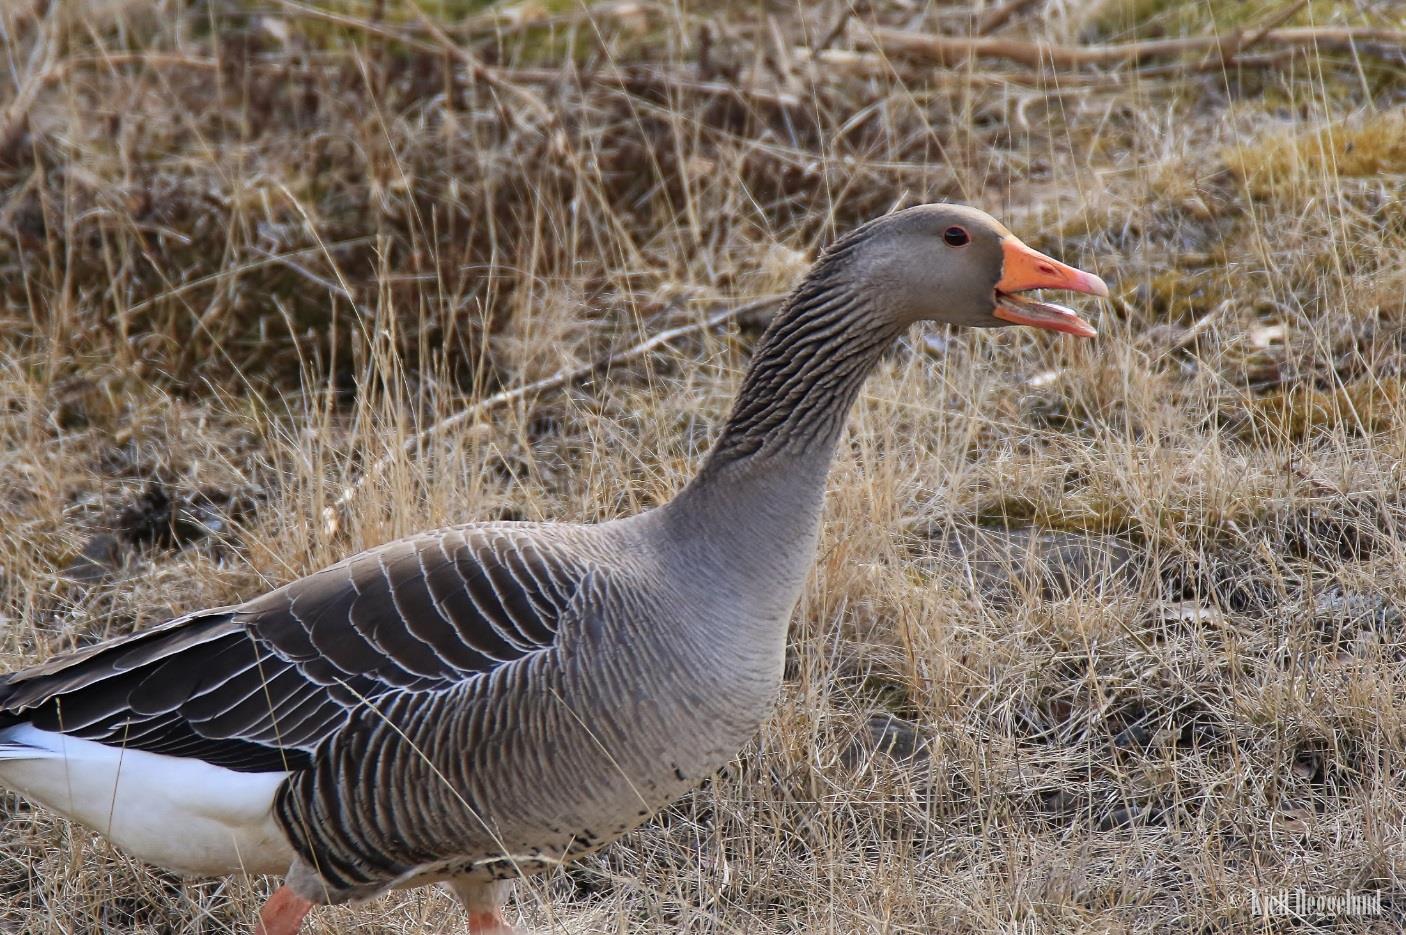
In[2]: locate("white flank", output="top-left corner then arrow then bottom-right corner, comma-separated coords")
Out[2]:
0,725 -> 295,876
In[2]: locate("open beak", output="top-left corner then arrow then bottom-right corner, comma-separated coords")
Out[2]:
993,237 -> 1107,338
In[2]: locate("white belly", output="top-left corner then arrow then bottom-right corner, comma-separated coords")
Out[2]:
0,725 -> 295,876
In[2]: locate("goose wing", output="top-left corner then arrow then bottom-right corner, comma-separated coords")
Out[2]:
0,526 -> 585,773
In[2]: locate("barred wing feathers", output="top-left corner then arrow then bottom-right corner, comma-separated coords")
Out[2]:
0,527 -> 584,774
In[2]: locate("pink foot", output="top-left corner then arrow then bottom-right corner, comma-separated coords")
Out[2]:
255,885 -> 313,935
445,878 -> 517,934
467,907 -> 517,934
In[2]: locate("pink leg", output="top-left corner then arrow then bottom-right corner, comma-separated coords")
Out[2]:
255,885 -> 313,935
444,878 -> 516,934
467,907 -> 513,934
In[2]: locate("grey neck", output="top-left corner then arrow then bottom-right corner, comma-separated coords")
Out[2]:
701,288 -> 897,473
655,261 -> 899,606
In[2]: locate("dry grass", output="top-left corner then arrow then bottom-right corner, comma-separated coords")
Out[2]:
4,0 -> 1406,932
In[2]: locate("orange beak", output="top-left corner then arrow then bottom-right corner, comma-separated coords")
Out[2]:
992,237 -> 1107,338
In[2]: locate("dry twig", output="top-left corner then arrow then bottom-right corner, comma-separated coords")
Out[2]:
976,0 -> 1043,37
864,24 -> 1406,71
1204,0 -> 1310,68
322,295 -> 784,533
797,46 -> 1124,88
500,64 -> 804,110
0,5 -> 58,161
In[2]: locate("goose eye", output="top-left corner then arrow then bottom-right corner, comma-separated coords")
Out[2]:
943,226 -> 970,247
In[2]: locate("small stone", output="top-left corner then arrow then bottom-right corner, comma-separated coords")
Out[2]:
1290,751 -> 1320,783
842,713 -> 931,771
1097,802 -> 1158,830
1273,805 -> 1314,837
1160,600 -> 1222,626
1113,723 -> 1153,751
919,333 -> 949,356
60,534 -> 122,585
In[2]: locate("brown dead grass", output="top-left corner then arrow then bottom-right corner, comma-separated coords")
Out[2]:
4,0 -> 1406,933
1228,110 -> 1406,198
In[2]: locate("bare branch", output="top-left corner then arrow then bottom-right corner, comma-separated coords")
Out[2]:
322,295 -> 784,533
1205,0 -> 1309,68
976,0 -> 1043,37
864,24 -> 1406,71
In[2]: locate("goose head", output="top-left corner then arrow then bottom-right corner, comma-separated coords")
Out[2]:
831,203 -> 1107,337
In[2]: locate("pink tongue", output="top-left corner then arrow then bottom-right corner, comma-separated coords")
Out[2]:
994,296 -> 1097,337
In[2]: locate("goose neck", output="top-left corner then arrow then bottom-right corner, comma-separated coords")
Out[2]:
697,276 -> 897,486
658,270 -> 898,575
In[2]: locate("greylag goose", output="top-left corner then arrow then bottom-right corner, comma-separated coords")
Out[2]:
0,205 -> 1106,934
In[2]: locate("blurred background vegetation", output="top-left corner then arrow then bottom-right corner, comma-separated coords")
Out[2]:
3,0 -> 1406,931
